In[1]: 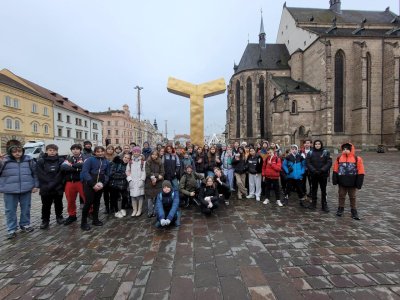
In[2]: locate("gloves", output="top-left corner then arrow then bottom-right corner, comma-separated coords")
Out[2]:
164,219 -> 171,226
160,219 -> 167,226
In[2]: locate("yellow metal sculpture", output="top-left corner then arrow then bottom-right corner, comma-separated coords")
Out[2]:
167,77 -> 226,146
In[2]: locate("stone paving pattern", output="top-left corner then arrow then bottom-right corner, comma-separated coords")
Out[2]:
0,152 -> 399,299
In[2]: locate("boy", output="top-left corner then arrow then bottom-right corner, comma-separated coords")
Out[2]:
332,143 -> 365,220
262,147 -> 283,207
61,144 -> 85,225
0,145 -> 39,239
155,180 -> 180,227
36,144 -> 65,229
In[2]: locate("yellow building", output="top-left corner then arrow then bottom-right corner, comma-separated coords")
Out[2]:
0,69 -> 54,152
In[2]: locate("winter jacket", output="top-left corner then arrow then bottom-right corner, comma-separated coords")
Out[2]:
246,154 -> 263,174
179,172 -> 203,196
155,190 -> 180,221
36,154 -> 65,195
0,155 -> 38,194
198,185 -> 220,207
215,174 -> 230,196
163,153 -> 180,181
258,148 -> 269,161
142,147 -> 152,161
262,155 -> 282,180
221,151 -> 233,170
207,152 -> 221,172
193,152 -> 208,173
332,143 -> 365,189
126,157 -> 146,197
180,156 -> 196,175
306,142 -> 332,178
232,156 -> 247,174
145,157 -> 164,199
61,154 -> 84,182
109,156 -> 128,191
81,156 -> 110,187
282,153 -> 305,180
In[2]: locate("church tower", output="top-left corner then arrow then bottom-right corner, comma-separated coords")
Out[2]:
329,0 -> 342,14
259,11 -> 266,48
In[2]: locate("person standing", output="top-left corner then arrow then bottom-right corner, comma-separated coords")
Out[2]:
262,147 -> 283,207
163,145 -> 180,191
109,153 -> 130,218
142,141 -> 152,161
232,147 -> 247,199
145,150 -> 164,218
246,148 -> 263,201
126,147 -> 146,217
220,145 -> 234,192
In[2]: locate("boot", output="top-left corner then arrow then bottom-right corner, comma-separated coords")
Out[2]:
136,199 -> 143,217
321,200 -> 330,213
351,208 -> 361,220
309,199 -> 317,210
299,198 -> 308,208
131,200 -> 138,217
336,206 -> 344,217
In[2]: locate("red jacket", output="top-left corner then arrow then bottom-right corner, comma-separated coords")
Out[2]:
262,154 -> 281,179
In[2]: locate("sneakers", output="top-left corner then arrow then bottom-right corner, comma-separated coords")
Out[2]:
7,232 -> 17,239
81,223 -> 91,231
115,211 -> 123,218
20,225 -> 34,233
276,200 -> 283,207
225,200 -> 230,206
64,216 -> 77,226
40,221 -> 49,229
120,209 -> 127,217
56,216 -> 65,225
256,196 -> 261,201
92,220 -> 104,226
246,194 -> 255,199
263,199 -> 270,205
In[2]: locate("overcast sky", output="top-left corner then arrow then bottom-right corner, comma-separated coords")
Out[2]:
1,0 -> 398,138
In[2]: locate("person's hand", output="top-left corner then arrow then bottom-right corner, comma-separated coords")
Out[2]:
164,219 -> 171,226
190,192 -> 195,197
217,178 -> 222,184
219,194 -> 223,197
207,203 -> 213,208
32,188 -> 39,193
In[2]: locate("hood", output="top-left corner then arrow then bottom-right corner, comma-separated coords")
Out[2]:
7,145 -> 25,156
341,142 -> 355,156
290,144 -> 299,151
313,140 -> 324,151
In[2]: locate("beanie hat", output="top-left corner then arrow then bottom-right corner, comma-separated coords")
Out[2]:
342,143 -> 352,151
185,164 -> 193,170
162,180 -> 172,189
83,140 -> 92,146
290,144 -> 299,150
132,146 -> 141,153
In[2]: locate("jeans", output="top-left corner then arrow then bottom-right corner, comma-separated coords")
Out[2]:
82,183 -> 103,224
4,192 -> 32,233
171,178 -> 179,192
223,168 -> 234,191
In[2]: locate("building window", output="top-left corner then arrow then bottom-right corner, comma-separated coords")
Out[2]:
93,133 -> 98,140
115,121 -> 118,126
259,77 -> 265,139
58,128 -> 62,136
13,99 -> 19,108
85,132 -> 88,139
299,125 -> 306,137
67,129 -> 71,138
66,115 -> 70,123
43,107 -> 49,116
4,96 -> 12,106
107,121 -> 111,126
236,80 -> 241,138
107,129 -> 111,135
246,77 -> 253,138
14,120 -> 20,130
57,112 -> 62,121
33,123 -> 38,133
44,124 -> 49,134
115,130 -> 119,135
32,104 -> 37,113
76,130 -> 82,139
291,100 -> 297,114
366,52 -> 372,133
84,120 -> 88,127
115,138 -> 119,144
5,118 -> 12,129
93,123 -> 98,130
334,50 -> 345,132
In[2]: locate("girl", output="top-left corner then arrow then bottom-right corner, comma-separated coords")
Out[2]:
246,148 -> 263,201
206,145 -> 221,177
194,146 -> 208,177
110,153 -> 130,218
232,147 -> 247,199
103,144 -> 116,214
145,150 -> 165,218
126,147 -> 146,217
262,147 -> 283,206
199,176 -> 220,215
163,145 -> 180,191
214,167 -> 231,206
221,145 -> 234,192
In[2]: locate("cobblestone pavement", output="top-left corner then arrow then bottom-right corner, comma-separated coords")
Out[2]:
0,152 -> 399,299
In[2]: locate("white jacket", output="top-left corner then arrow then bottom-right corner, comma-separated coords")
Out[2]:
126,158 -> 146,197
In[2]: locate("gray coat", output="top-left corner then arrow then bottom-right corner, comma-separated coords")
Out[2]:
0,155 -> 39,194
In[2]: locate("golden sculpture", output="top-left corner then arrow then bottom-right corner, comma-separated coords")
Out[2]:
167,77 -> 226,146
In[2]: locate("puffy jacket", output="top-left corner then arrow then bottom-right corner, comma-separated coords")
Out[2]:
0,155 -> 38,194
246,154 -> 263,174
37,154 -> 65,195
126,157 -> 146,197
81,156 -> 110,187
232,156 -> 247,174
262,155 -> 281,179
109,156 -> 128,191
179,172 -> 203,196
164,153 -> 180,181
282,153 -> 305,180
194,152 -> 208,173
306,141 -> 332,178
61,154 -> 84,182
332,143 -> 365,189
155,190 -> 180,221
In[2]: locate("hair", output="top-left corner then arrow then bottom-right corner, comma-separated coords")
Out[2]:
114,145 -> 122,152
106,145 -> 115,151
205,176 -> 215,186
93,146 -> 105,153
70,143 -> 82,151
164,145 -> 175,154
304,139 -> 312,144
46,144 -> 58,151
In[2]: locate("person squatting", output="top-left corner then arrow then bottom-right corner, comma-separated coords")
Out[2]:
0,139 -> 365,239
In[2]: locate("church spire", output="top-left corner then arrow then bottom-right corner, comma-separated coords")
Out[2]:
259,9 -> 266,48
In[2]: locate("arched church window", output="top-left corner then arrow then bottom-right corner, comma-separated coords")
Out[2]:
334,50 -> 345,132
259,77 -> 265,138
299,125 -> 305,137
291,100 -> 297,114
246,77 -> 253,137
235,80 -> 241,138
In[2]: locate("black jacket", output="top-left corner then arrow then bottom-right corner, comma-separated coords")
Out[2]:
246,155 -> 263,174
61,154 -> 84,182
37,154 -> 65,195
306,143 -> 332,178
198,185 -> 219,207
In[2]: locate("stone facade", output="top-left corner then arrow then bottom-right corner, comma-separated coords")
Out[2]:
226,1 -> 400,149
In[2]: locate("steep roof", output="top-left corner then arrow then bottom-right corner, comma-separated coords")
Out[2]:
0,73 -> 44,98
271,77 -> 319,94
235,43 -> 290,74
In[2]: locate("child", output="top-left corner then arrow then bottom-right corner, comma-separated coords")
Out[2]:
262,147 -> 283,207
220,145 -> 234,192
198,176 -> 220,215
0,145 -> 38,239
103,144 -> 116,214
332,143 -> 365,220
282,145 -> 307,208
109,153 -> 130,218
232,147 -> 248,199
36,144 -> 65,229
214,167 -> 231,206
61,144 -> 85,225
126,147 -> 146,217
145,150 -> 164,218
246,148 -> 263,201
80,146 -> 110,231
155,180 -> 180,227
179,164 -> 204,207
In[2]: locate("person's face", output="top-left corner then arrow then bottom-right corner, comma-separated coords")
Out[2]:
194,145 -> 198,151
197,147 -> 202,153
144,143 -> 149,149
72,148 -> 81,156
210,147 -> 216,154
188,148 -> 193,153
214,169 -> 221,177
234,142 -> 239,148
268,149 -> 274,156
159,149 -> 164,155
167,147 -> 172,154
176,148 -> 182,154
151,152 -> 158,160
262,143 -> 268,148
123,146 -> 130,153
123,154 -> 131,163
249,149 -> 255,156
133,151 -> 140,158
270,143 -> 275,148
239,148 -> 243,154
186,167 -> 192,174
314,142 -> 322,150
46,148 -> 58,156
343,148 -> 351,154
115,148 -> 122,154
106,148 -> 114,154
226,146 -> 232,152
206,178 -> 213,186
184,153 -> 189,158
163,186 -> 171,193
291,147 -> 298,155
84,144 -> 91,150
304,141 -> 312,149
94,149 -> 105,157
11,148 -> 23,159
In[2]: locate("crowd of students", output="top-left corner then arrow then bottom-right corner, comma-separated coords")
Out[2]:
0,138 -> 365,240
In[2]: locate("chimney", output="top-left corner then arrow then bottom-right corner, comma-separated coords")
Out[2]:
329,0 -> 341,14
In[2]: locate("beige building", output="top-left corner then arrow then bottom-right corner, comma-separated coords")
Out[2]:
226,0 -> 400,149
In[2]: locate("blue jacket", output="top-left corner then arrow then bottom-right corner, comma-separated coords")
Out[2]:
0,155 -> 38,194
81,156 -> 110,186
155,190 -> 180,221
282,153 -> 305,180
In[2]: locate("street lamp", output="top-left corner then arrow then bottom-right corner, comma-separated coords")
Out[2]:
134,85 -> 143,146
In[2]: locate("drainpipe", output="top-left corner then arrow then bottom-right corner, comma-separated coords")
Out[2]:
381,38 -> 384,145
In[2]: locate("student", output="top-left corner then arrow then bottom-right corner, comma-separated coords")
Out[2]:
214,167 -> 231,206
246,148 -> 263,201
82,140 -> 93,159
155,180 -> 180,228
80,146 -> 110,231
142,141 -> 152,161
110,153 -> 130,218
262,147 -> 283,207
198,176 -> 220,215
206,145 -> 221,177
36,144 -> 65,229
180,150 -> 196,175
193,146 -> 208,177
163,145 -> 180,191
0,145 -> 38,239
232,147 -> 248,199
114,145 -> 122,156
179,164 -> 204,207
220,145 -> 234,192
145,150 -> 164,218
332,143 -> 365,220
62,144 -> 85,225
103,145 -> 116,214
301,139 -> 313,197
126,147 -> 146,217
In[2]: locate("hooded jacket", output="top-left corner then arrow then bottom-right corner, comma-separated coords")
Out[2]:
179,170 -> 203,196
155,190 -> 179,221
282,145 -> 305,180
36,154 -> 65,195
262,154 -> 282,179
332,143 -> 365,189
81,155 -> 110,187
109,156 -> 128,191
145,157 -> 164,198
306,140 -> 332,177
126,156 -> 146,197
246,154 -> 263,174
61,154 -> 84,182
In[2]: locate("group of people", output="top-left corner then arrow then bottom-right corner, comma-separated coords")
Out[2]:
0,138 -> 365,240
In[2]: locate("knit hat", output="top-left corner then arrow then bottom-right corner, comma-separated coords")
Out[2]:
83,140 -> 92,146
185,164 -> 193,170
290,144 -> 299,150
132,146 -> 141,153
7,144 -> 24,156
342,143 -> 352,151
162,180 -> 172,189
